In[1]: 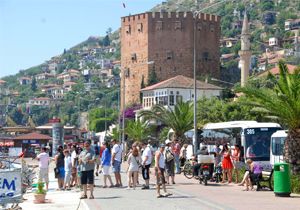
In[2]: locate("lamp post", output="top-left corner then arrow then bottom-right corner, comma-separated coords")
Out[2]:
193,12 -> 199,155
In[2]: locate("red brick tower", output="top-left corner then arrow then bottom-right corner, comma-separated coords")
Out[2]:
121,12 -> 221,109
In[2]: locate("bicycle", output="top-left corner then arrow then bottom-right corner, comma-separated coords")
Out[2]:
181,159 -> 195,179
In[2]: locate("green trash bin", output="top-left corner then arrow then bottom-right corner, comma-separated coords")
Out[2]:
274,163 -> 291,197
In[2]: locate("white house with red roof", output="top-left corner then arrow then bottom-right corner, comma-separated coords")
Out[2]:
140,75 -> 223,110
258,64 -> 298,77
19,77 -> 32,85
27,97 -> 52,106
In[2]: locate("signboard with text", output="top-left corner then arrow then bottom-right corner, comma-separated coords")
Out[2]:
0,170 -> 22,204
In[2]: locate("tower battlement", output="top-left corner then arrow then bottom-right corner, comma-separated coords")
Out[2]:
122,12 -> 220,23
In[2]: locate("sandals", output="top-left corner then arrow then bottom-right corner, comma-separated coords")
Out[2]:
89,195 -> 94,199
80,195 -> 87,199
157,194 -> 164,198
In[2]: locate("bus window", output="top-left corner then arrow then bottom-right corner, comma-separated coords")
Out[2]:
271,137 -> 285,156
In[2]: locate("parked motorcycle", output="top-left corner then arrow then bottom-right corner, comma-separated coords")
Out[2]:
199,164 -> 213,186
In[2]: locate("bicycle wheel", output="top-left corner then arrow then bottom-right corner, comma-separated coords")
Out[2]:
183,163 -> 194,179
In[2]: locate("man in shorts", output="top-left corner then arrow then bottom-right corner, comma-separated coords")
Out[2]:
37,147 -> 50,191
111,139 -> 123,187
141,142 -> 152,189
79,141 -> 95,199
155,144 -> 172,198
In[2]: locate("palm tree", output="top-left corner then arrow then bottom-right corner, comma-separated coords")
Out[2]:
239,61 -> 300,174
125,120 -> 150,142
139,101 -> 194,144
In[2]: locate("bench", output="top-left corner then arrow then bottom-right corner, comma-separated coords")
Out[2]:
253,169 -> 274,191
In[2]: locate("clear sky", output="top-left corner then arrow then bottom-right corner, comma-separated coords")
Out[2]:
0,0 -> 162,78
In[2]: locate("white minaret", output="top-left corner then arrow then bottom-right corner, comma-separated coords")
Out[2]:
239,12 -> 252,87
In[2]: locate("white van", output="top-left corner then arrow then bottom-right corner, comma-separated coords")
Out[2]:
270,130 -> 287,165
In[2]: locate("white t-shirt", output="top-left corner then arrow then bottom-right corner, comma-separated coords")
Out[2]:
142,146 -> 152,165
71,150 -> 77,167
112,144 -> 122,162
37,152 -> 49,169
64,156 -> 72,172
128,153 -> 141,172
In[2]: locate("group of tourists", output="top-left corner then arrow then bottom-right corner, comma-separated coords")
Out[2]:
35,138 -> 262,200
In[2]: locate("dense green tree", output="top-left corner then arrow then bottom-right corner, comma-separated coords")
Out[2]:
239,61 -> 300,174
148,69 -> 158,86
125,120 -> 150,142
140,101 -> 194,144
31,77 -> 37,91
102,35 -> 110,47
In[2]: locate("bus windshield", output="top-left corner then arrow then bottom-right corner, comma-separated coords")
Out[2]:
244,127 -> 280,161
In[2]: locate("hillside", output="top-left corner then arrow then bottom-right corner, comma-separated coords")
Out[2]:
0,30 -> 121,131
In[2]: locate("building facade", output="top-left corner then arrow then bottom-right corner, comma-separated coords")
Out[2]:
121,12 -> 221,108
141,75 -> 222,110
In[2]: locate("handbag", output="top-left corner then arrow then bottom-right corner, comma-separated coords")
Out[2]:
166,149 -> 174,162
54,167 -> 60,178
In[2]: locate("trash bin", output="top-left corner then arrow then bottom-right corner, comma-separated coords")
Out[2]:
274,163 -> 291,197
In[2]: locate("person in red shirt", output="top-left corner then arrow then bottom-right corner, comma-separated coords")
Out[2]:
172,139 -> 181,174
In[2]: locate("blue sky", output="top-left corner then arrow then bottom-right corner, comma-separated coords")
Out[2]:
0,0 -> 162,78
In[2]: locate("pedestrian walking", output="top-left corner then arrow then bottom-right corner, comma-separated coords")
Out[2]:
54,146 -> 65,190
79,141 -> 96,199
36,147 -> 50,191
111,139 -> 123,187
165,139 -> 175,184
127,147 -> 141,190
232,144 -> 241,183
63,149 -> 72,190
71,145 -> 78,187
93,141 -> 101,176
221,144 -> 233,183
155,144 -> 172,198
141,142 -> 152,190
172,139 -> 181,174
101,141 -> 114,188
179,144 -> 188,167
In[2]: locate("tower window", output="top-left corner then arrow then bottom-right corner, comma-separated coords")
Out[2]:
156,21 -> 163,31
125,68 -> 130,78
174,21 -> 182,30
125,25 -> 131,34
167,51 -> 173,60
137,23 -> 143,32
131,53 -> 137,61
210,24 -> 215,32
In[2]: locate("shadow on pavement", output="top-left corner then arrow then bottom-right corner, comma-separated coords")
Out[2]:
166,195 -> 196,199
94,196 -> 122,199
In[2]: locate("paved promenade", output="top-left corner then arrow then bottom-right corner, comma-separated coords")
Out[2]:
84,163 -> 300,210
19,159 -> 86,210
18,159 -> 300,210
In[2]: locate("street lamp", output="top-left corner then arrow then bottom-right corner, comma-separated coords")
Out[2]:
193,11 -> 200,155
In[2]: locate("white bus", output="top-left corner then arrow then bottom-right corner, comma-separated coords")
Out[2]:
201,121 -> 281,165
270,130 -> 287,165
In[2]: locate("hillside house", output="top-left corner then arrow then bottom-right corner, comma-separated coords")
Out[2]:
285,19 -> 300,31
257,64 -> 297,77
63,81 -> 77,92
57,69 -> 80,83
19,77 -> 32,85
35,73 -> 54,81
27,97 -> 52,107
